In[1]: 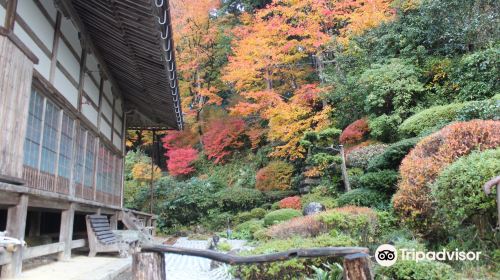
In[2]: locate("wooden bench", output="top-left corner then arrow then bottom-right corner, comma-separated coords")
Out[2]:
86,215 -> 138,257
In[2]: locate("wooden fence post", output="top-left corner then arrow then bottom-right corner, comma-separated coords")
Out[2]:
343,253 -> 373,280
133,252 -> 166,280
1,194 -> 29,278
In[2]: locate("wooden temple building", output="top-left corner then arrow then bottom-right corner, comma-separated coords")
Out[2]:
0,0 -> 182,277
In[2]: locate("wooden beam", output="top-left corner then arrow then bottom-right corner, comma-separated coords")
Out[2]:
4,0 -> 17,31
49,12 -> 63,83
71,239 -> 87,249
23,242 -> 65,260
140,246 -> 369,265
1,194 -> 28,278
58,203 -> 75,261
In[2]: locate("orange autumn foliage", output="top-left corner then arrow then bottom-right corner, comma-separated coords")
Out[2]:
340,119 -> 370,144
279,196 -> 302,210
393,120 -> 500,233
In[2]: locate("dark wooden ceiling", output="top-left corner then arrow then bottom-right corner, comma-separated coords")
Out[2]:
71,0 -> 183,130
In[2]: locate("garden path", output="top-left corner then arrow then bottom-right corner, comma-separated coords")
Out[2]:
164,237 -> 245,280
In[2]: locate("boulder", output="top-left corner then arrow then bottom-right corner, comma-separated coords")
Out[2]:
303,202 -> 326,216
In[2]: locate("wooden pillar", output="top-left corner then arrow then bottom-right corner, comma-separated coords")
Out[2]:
0,32 -> 35,182
343,253 -> 373,280
2,195 -> 29,278
110,212 -> 118,230
58,203 -> 75,261
133,252 -> 166,280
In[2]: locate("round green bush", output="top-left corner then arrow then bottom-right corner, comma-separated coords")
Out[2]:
432,148 -> 500,236
456,99 -> 500,121
337,188 -> 388,208
214,187 -> 265,212
358,170 -> 399,192
263,209 -> 302,226
376,260 -> 455,280
346,144 -> 388,170
367,137 -> 420,172
399,103 -> 465,137
250,208 -> 267,219
234,219 -> 264,240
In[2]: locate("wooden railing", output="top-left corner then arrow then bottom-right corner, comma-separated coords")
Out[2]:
133,245 -> 373,280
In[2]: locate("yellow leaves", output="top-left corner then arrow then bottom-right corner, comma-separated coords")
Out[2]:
131,162 -> 162,183
265,84 -> 332,160
337,0 -> 395,44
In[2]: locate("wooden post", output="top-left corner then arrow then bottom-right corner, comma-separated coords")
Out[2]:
150,130 -> 156,214
2,194 -> 29,278
110,212 -> 118,230
339,145 -> 351,192
133,252 -> 166,280
58,203 -> 75,261
343,253 -> 373,280
0,32 -> 35,181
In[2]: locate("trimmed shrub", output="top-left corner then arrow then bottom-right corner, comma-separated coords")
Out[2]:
375,260 -> 455,280
367,137 -> 420,171
369,114 -> 402,142
340,119 -> 369,144
263,209 -> 302,227
317,206 -> 378,245
279,196 -> 302,210
432,149 -> 500,241
346,144 -> 388,170
456,99 -> 500,121
398,103 -> 465,137
237,234 -> 357,280
358,170 -> 399,192
234,219 -> 265,240
235,208 -> 268,224
266,215 -> 323,239
337,189 -> 388,209
393,120 -> 500,234
214,187 -> 264,212
256,161 -> 294,191
250,208 -> 267,219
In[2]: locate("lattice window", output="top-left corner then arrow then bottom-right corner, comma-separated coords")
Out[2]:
40,101 -> 61,174
58,113 -> 74,179
84,133 -> 96,188
73,126 -> 86,185
23,90 -> 44,168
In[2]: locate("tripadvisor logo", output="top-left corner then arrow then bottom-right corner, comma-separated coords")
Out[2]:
375,244 -> 482,267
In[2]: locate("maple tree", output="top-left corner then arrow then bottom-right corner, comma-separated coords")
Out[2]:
166,148 -> 199,176
339,119 -> 370,144
202,118 -> 246,164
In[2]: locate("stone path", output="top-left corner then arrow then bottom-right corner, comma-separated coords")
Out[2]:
164,237 -> 243,280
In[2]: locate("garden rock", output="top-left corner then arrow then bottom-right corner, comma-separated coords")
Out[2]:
303,202 -> 326,216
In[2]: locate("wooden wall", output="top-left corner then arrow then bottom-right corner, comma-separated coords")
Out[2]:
0,35 -> 34,180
